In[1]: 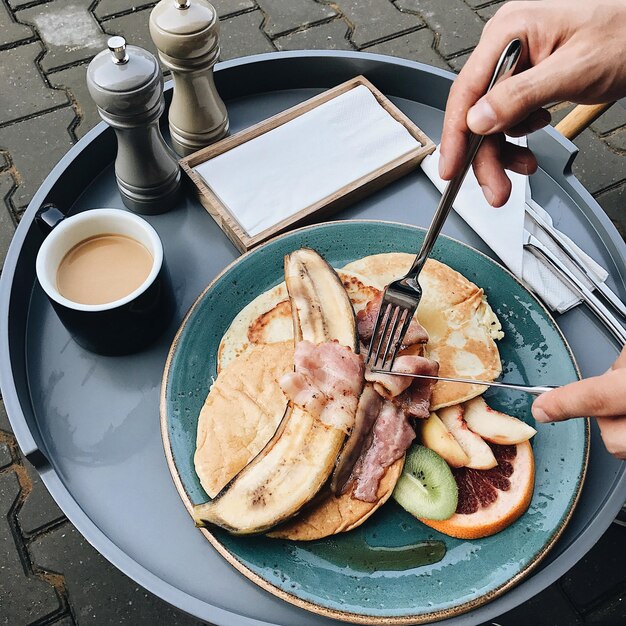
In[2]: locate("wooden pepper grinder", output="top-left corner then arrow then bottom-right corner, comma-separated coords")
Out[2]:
149,0 -> 229,156
86,36 -> 181,215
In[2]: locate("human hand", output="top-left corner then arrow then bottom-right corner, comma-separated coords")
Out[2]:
532,346 -> 626,460
440,0 -> 626,207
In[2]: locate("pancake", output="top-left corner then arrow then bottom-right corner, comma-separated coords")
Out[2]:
342,254 -> 503,409
194,341 -> 294,498
219,253 -> 503,408
218,270 -> 379,372
207,271 -> 406,539
217,282 -> 289,372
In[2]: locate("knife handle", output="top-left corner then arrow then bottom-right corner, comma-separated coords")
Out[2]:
555,102 -> 615,140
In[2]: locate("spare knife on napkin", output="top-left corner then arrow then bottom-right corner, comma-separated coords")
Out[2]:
420,141 -> 611,314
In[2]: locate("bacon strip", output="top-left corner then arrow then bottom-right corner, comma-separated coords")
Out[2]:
350,400 -> 416,502
365,354 -> 434,399
396,358 -> 439,419
280,340 -> 364,433
348,355 -> 438,501
331,384 -> 382,495
357,294 -> 429,347
325,280 -> 438,500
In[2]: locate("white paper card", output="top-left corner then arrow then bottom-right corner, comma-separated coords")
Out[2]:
194,85 -> 421,237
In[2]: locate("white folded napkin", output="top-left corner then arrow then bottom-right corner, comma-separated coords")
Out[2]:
195,85 -> 422,237
420,143 -> 609,313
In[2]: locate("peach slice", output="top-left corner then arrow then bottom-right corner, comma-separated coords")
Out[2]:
463,396 -> 536,445
421,412 -> 470,468
438,405 -> 497,470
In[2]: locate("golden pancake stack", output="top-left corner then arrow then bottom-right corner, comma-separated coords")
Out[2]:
194,253 -> 504,540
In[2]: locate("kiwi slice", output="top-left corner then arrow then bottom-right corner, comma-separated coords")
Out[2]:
393,445 -> 458,520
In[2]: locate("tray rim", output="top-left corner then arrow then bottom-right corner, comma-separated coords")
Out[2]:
0,50 -> 624,626
160,218 -> 590,625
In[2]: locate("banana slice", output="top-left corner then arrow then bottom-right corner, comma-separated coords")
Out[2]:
193,249 -> 358,534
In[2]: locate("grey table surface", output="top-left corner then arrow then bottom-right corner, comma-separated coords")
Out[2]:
1,50 -> 626,626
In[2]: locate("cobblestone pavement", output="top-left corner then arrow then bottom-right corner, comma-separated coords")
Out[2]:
1,1 -> 625,625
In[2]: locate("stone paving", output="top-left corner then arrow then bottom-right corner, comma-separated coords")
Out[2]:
0,1 -> 625,625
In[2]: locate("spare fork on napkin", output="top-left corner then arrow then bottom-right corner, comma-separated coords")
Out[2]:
525,198 -> 626,320
366,39 -> 523,369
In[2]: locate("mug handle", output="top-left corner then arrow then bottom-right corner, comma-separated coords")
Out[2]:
35,203 -> 66,236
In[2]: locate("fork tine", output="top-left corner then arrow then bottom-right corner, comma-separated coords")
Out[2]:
379,306 -> 403,368
367,301 -> 391,364
387,308 -> 414,369
371,303 -> 394,366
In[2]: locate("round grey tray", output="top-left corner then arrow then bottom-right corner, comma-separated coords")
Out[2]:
1,52 -> 625,626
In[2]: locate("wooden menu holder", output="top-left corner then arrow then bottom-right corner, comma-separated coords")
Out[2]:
179,76 -> 435,252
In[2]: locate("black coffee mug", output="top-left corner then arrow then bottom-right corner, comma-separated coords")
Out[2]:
35,206 -> 174,356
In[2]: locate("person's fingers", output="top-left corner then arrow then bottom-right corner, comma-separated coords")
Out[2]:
597,416 -> 626,459
500,143 -> 538,176
439,88 -> 471,180
532,368 -> 626,423
466,47 -> 575,135
506,108 -> 552,137
470,137 -> 512,207
439,2 -> 542,179
440,112 -> 540,182
470,140 -> 538,205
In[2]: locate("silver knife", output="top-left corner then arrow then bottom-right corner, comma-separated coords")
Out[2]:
524,232 -> 626,346
525,200 -> 626,320
369,369 -> 557,396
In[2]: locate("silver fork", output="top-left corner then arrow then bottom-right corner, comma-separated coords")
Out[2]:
366,38 -> 523,369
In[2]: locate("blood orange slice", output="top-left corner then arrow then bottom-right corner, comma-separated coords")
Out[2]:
420,440 -> 534,539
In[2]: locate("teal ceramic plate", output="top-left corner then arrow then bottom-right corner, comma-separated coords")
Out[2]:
161,220 -> 588,624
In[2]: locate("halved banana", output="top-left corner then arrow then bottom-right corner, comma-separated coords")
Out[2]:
193,249 -> 358,534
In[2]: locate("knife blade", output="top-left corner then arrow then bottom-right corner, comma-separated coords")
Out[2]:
369,369 -> 557,396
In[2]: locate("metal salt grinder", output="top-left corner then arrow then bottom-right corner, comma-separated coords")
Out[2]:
86,36 -> 181,214
149,0 -> 229,156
